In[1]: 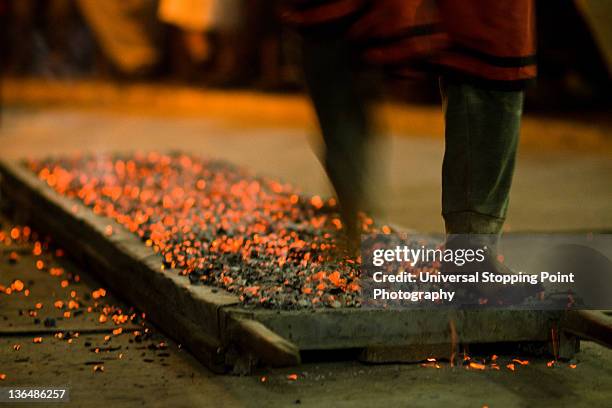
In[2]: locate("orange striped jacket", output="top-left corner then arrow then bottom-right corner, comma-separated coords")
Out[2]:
283,0 -> 537,89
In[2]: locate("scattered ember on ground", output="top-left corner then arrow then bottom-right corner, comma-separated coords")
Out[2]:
469,362 -> 486,370
29,153 -> 382,309
0,219 -> 169,379
415,354 -> 560,371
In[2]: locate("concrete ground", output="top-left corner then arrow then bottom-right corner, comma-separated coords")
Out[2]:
0,81 -> 611,407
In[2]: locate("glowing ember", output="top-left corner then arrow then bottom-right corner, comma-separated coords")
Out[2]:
469,362 -> 486,370
29,153 -> 380,309
92,288 -> 107,299
12,279 -> 24,292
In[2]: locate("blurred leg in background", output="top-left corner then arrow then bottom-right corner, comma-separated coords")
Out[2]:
204,0 -> 252,87
301,32 -> 376,243
158,0 -> 216,81
77,0 -> 162,78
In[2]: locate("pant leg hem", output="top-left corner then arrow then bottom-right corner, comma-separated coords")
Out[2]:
443,211 -> 505,234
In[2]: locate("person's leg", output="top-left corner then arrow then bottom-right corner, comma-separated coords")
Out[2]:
440,81 -> 539,304
301,33 -> 373,240
440,80 -> 523,235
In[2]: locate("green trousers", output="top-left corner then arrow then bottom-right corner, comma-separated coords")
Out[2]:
301,36 -> 523,235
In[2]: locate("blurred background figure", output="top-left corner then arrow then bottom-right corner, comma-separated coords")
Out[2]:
158,0 -> 292,88
158,0 -> 243,84
0,0 -> 295,87
78,0 -> 162,78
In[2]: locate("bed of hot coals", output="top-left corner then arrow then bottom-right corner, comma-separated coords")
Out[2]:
28,153 -> 381,309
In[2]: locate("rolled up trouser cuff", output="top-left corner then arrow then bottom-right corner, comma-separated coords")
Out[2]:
444,211 -> 505,234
